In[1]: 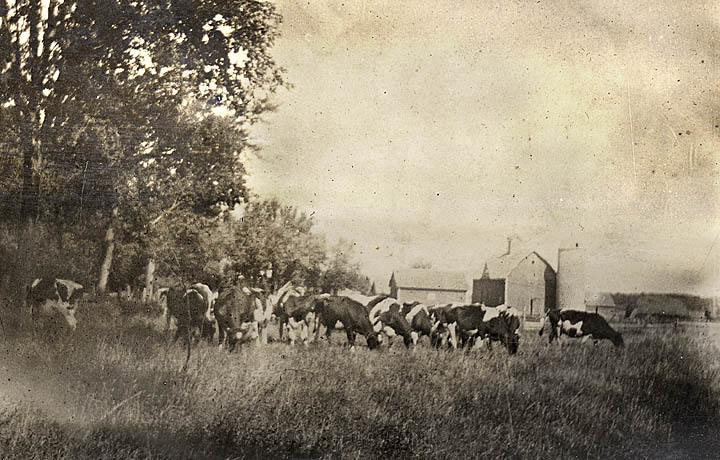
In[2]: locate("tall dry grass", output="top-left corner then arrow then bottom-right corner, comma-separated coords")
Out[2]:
0,298 -> 719,459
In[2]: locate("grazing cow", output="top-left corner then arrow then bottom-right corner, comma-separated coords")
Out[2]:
430,304 -> 520,354
26,278 -> 85,330
278,294 -> 318,345
214,285 -> 271,351
367,297 -> 414,348
401,301 -> 434,345
314,296 -> 379,349
540,309 -> 624,347
164,286 -> 215,344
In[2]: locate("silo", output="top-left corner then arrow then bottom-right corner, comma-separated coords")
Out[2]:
557,246 -> 587,310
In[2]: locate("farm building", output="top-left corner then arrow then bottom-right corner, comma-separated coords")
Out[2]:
585,292 -> 625,321
472,241 -> 556,321
389,269 -> 469,304
556,246 -> 587,310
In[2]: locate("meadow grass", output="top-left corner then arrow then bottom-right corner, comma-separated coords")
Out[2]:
0,299 -> 719,459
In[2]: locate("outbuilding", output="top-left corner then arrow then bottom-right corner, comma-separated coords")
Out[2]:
472,240 -> 556,322
585,292 -> 624,321
389,269 -> 469,304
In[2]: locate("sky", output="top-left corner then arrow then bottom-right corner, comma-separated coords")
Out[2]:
246,0 -> 720,296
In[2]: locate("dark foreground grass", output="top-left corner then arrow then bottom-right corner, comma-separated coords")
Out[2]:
1,299 -> 719,459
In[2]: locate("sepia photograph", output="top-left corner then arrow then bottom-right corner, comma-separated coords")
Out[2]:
0,0 -> 718,458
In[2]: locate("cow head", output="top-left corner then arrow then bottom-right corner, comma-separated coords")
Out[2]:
611,332 -> 625,348
366,332 -> 380,349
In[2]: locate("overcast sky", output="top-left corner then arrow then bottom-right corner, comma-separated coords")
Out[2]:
247,0 -> 719,296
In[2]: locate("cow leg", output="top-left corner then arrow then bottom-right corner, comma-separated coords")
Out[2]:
173,325 -> 184,344
279,316 -> 286,342
217,323 -> 226,349
447,323 -> 458,350
346,329 -> 356,347
411,331 -> 419,346
299,321 -> 309,346
325,326 -> 333,343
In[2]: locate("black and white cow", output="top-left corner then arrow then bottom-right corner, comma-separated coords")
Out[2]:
539,309 -> 624,347
430,303 -> 521,354
400,301 -> 434,345
367,296 -> 414,348
314,296 -> 379,349
277,294 -> 319,345
214,285 -> 272,351
164,285 -> 216,344
26,278 -> 85,330
269,282 -> 311,344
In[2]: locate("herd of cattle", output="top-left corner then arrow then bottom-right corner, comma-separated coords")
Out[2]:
24,277 -> 625,352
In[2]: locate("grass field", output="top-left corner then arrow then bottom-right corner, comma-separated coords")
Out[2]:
1,298 -> 719,459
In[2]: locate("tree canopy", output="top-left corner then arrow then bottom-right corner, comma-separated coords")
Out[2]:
0,0 -> 369,296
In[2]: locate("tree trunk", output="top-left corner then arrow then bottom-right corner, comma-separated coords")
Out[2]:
142,258 -> 155,304
97,208 -> 118,293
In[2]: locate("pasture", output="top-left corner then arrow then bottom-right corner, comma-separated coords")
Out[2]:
1,298 -> 719,459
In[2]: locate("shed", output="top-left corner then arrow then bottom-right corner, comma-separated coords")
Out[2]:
472,241 -> 556,321
389,269 -> 469,304
585,292 -> 624,321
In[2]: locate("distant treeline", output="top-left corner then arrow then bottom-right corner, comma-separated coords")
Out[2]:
612,292 -> 714,321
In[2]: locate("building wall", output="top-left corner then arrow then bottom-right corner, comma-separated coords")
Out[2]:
505,253 -> 556,319
396,288 -> 466,305
557,247 -> 586,310
472,278 -> 505,306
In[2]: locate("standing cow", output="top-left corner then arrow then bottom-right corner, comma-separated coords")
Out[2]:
214,285 -> 272,351
401,301 -> 434,345
164,286 -> 215,344
540,309 -> 624,347
277,294 -> 318,346
26,278 -> 85,331
367,297 -> 414,348
315,296 -> 379,349
430,303 -> 520,354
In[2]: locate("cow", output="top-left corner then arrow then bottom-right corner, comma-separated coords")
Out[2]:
540,309 -> 624,347
277,294 -> 318,346
428,303 -> 464,349
164,286 -> 215,344
400,301 -> 434,345
430,303 -> 520,354
314,296 -> 379,349
214,285 -> 272,352
367,297 -> 414,348
26,278 -> 85,330
268,282 -> 309,343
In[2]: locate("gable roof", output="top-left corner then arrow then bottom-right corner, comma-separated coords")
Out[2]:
391,269 -> 468,292
481,251 -> 553,279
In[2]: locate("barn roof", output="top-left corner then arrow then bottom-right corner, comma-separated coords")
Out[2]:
585,292 -> 617,307
391,269 -> 468,292
481,251 -> 553,279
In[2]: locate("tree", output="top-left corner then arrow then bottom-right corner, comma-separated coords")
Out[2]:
320,240 -> 370,295
0,0 -> 286,293
410,258 -> 433,269
220,199 -> 326,290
